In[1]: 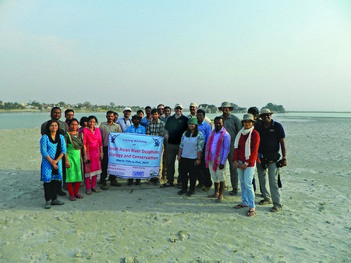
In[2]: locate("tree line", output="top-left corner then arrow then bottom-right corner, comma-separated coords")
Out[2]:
0,100 -> 286,113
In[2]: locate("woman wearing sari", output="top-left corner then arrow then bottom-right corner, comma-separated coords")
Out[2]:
82,115 -> 103,195
65,118 -> 84,201
40,120 -> 66,209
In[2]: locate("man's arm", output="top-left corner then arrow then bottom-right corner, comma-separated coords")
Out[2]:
280,138 -> 287,166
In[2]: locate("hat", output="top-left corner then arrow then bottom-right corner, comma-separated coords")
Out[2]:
123,107 -> 132,112
132,114 -> 142,120
218,101 -> 233,111
260,108 -> 274,116
174,103 -> 183,109
188,117 -> 198,125
189,102 -> 197,107
242,113 -> 255,123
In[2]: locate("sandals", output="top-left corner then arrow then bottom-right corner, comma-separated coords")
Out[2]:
248,209 -> 256,217
259,199 -> 272,205
234,204 -> 249,209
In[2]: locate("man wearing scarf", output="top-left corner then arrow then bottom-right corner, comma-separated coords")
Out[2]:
205,116 -> 231,202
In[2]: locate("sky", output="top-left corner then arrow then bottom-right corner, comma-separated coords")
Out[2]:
1,0 -> 351,111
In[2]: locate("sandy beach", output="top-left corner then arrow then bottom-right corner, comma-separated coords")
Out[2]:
0,118 -> 350,262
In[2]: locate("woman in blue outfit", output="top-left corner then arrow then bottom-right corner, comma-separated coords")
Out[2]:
40,120 -> 67,209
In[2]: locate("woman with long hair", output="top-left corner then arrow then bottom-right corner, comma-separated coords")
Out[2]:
65,118 -> 84,201
40,120 -> 66,209
81,115 -> 103,195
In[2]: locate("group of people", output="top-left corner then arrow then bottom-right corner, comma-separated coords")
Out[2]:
39,102 -> 287,217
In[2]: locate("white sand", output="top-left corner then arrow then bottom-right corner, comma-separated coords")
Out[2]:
0,119 -> 350,262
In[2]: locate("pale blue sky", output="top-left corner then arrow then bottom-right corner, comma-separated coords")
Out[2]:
1,0 -> 351,111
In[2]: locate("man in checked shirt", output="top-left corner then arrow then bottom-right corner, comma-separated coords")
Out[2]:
146,108 -> 166,184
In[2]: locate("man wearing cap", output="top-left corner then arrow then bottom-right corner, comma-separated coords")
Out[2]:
163,103 -> 189,187
118,107 -> 133,132
218,101 -> 242,195
256,108 -> 287,212
187,103 -> 212,126
99,111 -> 123,190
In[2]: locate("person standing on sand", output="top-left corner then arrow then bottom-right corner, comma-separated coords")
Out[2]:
126,114 -> 146,186
218,101 -> 242,196
177,118 -> 204,196
162,103 -> 188,188
205,117 -> 231,202
64,118 -> 84,201
196,109 -> 213,191
40,120 -> 66,209
146,108 -> 166,184
233,114 -> 260,217
82,115 -> 103,195
41,107 -> 68,196
256,108 -> 287,212
99,111 -> 123,190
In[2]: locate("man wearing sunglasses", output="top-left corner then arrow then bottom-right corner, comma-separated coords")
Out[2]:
256,108 -> 287,212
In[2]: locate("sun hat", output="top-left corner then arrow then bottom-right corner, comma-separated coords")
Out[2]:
188,117 -> 198,125
218,102 -> 233,111
123,107 -> 132,112
189,102 -> 198,107
260,108 -> 274,116
174,103 -> 183,109
241,113 -> 256,124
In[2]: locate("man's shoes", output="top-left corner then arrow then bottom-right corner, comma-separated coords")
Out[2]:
101,183 -> 109,190
186,191 -> 195,197
127,179 -> 133,186
202,186 -> 211,192
161,182 -> 174,188
229,189 -> 237,196
259,199 -> 273,205
196,184 -> 204,189
270,206 -> 282,212
51,199 -> 65,205
135,180 -> 141,185
57,190 -> 67,196
110,179 -> 122,187
44,201 -> 51,209
177,190 -> 187,195
91,188 -> 100,193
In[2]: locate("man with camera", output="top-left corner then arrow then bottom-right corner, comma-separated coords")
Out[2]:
256,108 -> 287,212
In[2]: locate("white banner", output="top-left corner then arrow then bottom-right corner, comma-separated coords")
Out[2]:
108,133 -> 163,179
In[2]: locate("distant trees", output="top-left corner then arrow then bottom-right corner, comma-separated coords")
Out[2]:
262,103 -> 286,113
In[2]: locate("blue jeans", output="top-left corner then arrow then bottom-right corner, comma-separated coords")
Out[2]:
238,163 -> 255,209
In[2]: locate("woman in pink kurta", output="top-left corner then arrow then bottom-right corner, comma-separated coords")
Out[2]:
82,115 -> 103,195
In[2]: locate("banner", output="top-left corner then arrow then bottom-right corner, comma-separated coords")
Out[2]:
108,133 -> 163,179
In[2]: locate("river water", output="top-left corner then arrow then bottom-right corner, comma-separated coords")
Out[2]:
0,111 -> 350,130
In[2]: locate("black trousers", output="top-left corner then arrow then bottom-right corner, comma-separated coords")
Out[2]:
198,144 -> 212,187
179,157 -> 200,192
43,180 -> 60,201
100,146 -> 109,184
